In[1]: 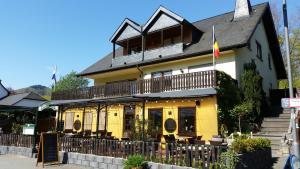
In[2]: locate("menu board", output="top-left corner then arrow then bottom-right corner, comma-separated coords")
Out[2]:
36,132 -> 59,167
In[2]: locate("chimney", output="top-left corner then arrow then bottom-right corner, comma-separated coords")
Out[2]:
234,0 -> 252,21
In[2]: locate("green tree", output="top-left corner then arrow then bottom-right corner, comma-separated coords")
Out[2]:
230,101 -> 253,133
54,71 -> 89,92
271,3 -> 300,88
241,61 -> 267,123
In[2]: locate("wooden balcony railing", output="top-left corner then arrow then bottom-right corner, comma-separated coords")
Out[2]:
51,70 -> 217,100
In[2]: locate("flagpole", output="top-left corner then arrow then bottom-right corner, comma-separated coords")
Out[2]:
212,25 -> 216,70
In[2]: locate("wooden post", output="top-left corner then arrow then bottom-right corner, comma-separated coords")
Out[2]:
82,107 -> 86,133
60,106 -> 63,131
96,104 -> 101,138
104,105 -> 108,131
113,43 -> 116,59
32,110 -> 38,154
161,30 -> 164,47
142,34 -> 145,61
56,106 -> 60,132
181,24 -> 184,43
141,99 -> 145,141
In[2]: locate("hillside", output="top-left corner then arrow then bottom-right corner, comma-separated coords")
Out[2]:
15,85 -> 51,96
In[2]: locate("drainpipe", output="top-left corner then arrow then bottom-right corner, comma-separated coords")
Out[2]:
136,65 -> 143,78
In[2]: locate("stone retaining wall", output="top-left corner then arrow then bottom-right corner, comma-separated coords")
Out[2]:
0,146 -> 34,158
0,146 -> 194,169
62,151 -> 194,169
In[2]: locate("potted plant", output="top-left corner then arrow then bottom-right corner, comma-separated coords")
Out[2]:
124,155 -> 146,169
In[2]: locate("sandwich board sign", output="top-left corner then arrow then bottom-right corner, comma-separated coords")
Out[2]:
36,132 -> 59,167
281,98 -> 300,108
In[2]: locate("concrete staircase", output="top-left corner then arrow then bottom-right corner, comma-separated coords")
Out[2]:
254,108 -> 290,157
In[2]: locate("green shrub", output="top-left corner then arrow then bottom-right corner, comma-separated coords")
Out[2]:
219,150 -> 239,169
231,137 -> 271,153
124,155 -> 146,169
11,123 -> 23,134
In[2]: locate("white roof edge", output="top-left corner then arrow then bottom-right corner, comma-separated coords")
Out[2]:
110,18 -> 142,42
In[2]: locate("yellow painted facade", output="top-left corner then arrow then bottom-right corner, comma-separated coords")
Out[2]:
62,96 -> 218,141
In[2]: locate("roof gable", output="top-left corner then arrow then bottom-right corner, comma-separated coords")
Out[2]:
110,18 -> 141,42
143,6 -> 184,33
0,80 -> 9,100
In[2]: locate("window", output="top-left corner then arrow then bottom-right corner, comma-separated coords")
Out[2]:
65,112 -> 74,130
124,106 -> 135,131
256,41 -> 262,60
84,112 -> 92,131
148,108 -> 163,133
178,107 -> 196,136
268,54 -> 272,70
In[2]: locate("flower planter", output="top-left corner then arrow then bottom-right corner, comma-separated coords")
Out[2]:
132,167 -> 143,169
235,147 -> 272,169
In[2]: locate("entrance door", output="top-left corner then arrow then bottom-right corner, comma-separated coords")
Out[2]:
148,108 -> 163,134
123,106 -> 135,137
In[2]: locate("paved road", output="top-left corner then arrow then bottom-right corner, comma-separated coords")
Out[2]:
0,154 -> 90,169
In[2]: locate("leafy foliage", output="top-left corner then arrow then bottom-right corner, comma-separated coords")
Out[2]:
241,61 -> 267,124
124,155 -> 146,169
219,150 -> 239,169
53,71 -> 89,92
231,137 -> 271,153
216,71 -> 241,133
129,118 -> 158,141
230,102 -> 253,132
11,123 -> 23,134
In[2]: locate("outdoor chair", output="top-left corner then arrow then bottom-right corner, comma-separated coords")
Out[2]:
196,136 -> 202,140
194,140 -> 205,145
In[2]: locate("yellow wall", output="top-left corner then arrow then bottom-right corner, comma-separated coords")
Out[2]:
61,96 -> 218,141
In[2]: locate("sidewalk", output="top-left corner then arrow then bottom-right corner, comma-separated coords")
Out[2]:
0,154 -> 90,169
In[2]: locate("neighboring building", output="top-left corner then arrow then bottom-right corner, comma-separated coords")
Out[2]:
52,0 -> 286,141
0,80 -> 9,100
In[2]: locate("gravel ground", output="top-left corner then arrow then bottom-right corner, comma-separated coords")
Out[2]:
0,154 -> 90,169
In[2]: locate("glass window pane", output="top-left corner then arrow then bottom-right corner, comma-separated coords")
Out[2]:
178,107 -> 195,135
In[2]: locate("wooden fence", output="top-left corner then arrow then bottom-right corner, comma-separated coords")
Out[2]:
0,134 -> 34,148
59,137 -> 227,168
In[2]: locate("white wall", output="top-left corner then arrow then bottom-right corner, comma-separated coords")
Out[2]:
142,54 -> 236,80
235,22 -> 278,96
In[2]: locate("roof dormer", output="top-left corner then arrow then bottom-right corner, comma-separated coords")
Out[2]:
143,6 -> 185,33
110,18 -> 142,43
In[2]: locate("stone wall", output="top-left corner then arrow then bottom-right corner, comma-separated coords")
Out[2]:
0,146 -> 195,169
62,151 -> 194,169
0,146 -> 34,158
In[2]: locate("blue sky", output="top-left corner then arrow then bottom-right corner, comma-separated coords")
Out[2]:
0,0 -> 299,89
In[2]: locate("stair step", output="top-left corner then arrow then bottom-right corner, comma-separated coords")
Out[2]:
279,113 -> 291,118
260,127 -> 288,132
261,123 -> 289,128
263,118 -> 290,122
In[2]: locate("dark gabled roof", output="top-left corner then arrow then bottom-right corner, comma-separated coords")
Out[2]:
110,18 -> 142,42
79,3 -> 286,79
0,80 -> 9,100
0,92 -> 47,106
143,6 -> 185,32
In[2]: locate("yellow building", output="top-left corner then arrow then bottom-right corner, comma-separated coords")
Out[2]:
52,3 -> 285,142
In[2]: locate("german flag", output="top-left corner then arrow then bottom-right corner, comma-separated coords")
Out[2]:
213,33 -> 220,58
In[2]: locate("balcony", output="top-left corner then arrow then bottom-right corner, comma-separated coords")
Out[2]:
112,43 -> 183,67
51,70 -> 217,100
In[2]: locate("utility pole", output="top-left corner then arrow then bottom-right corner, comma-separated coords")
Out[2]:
283,0 -> 300,158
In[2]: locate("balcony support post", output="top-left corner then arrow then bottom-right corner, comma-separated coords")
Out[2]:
141,98 -> 145,141
96,103 -> 101,138
56,106 -> 61,132
82,106 -> 86,133
142,33 -> 145,61
181,24 -> 184,43
113,43 -> 116,59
